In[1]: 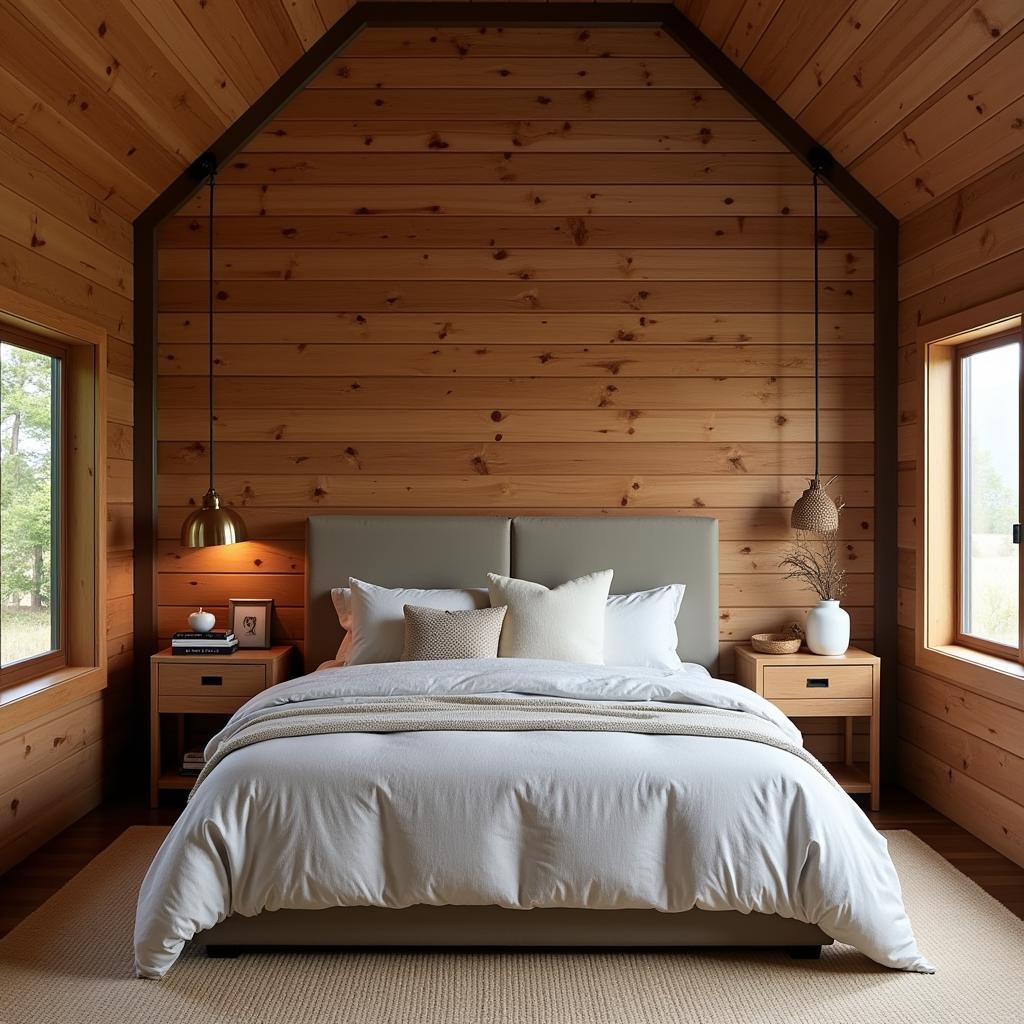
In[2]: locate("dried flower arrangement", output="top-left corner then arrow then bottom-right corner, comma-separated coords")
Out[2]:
779,530 -> 847,602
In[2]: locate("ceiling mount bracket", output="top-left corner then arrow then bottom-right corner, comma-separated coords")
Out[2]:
189,151 -> 218,181
808,145 -> 835,178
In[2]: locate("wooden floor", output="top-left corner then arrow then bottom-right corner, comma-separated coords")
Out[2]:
1,788 -> 1021,939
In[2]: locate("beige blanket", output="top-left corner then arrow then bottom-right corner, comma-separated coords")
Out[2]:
190,692 -> 840,798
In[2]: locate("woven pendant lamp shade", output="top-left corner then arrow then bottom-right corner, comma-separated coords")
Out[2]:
791,478 -> 839,533
790,148 -> 840,535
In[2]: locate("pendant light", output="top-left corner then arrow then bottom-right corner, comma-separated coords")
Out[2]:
180,153 -> 247,548
791,146 -> 840,534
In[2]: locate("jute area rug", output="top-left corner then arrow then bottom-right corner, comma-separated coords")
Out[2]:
0,828 -> 1021,1024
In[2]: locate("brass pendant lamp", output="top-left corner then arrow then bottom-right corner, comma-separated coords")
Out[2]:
791,147 -> 840,534
180,153 -> 247,547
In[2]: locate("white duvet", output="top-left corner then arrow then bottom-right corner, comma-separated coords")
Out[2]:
134,659 -> 933,978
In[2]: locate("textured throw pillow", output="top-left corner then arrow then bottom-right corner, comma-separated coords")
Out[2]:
604,585 -> 685,670
486,570 -> 613,664
345,579 -> 490,665
401,604 -> 507,662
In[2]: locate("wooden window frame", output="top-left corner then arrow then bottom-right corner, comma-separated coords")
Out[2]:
916,290 -> 1024,711
0,329 -> 69,688
952,330 -> 1023,663
0,285 -> 107,732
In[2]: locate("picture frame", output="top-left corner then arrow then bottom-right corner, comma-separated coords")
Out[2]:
228,598 -> 274,649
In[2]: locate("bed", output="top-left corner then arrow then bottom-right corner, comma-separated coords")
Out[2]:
133,515 -> 931,978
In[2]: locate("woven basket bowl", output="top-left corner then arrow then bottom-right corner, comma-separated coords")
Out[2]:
750,633 -> 802,655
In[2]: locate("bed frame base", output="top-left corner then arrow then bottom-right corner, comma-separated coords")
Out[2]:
197,905 -> 831,957
205,943 -> 824,960
786,945 -> 823,959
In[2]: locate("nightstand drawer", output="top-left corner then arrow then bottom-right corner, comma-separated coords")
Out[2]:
158,662 -> 267,698
762,664 -> 873,700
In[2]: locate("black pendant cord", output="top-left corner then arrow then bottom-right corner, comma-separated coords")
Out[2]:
207,171 -> 215,495
812,168 -> 821,484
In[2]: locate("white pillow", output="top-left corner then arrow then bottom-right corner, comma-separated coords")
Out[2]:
331,585 -> 490,663
332,578 -> 684,668
343,579 -> 489,665
486,570 -> 613,664
604,585 -> 684,670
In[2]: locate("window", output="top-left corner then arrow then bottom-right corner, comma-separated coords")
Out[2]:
0,297 -> 105,730
0,335 -> 67,685
918,301 -> 1024,699
957,335 -> 1022,658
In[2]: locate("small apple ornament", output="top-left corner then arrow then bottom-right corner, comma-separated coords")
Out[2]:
188,607 -> 216,634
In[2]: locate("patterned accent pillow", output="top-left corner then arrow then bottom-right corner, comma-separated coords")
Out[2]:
401,604 -> 507,662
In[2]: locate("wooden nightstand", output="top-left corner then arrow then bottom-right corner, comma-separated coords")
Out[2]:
149,645 -> 294,806
735,645 -> 880,811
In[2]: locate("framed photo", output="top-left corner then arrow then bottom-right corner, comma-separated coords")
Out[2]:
228,598 -> 274,649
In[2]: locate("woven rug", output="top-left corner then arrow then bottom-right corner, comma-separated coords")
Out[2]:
0,828 -> 1021,1024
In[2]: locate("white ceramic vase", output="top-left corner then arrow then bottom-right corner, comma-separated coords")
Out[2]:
805,599 -> 850,656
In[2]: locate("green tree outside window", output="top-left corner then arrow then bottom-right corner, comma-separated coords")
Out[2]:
1,341 -> 60,666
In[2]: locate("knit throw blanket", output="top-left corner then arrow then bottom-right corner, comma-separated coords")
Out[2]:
189,693 -> 840,799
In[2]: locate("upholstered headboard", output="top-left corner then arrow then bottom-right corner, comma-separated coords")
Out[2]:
305,515 -> 719,674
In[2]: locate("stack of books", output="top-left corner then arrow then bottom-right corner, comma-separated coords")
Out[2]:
180,750 -> 206,777
171,630 -> 238,655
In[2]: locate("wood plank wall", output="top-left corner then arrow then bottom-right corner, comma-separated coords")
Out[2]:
897,152 -> 1024,867
0,136 -> 133,873
155,26 -> 876,762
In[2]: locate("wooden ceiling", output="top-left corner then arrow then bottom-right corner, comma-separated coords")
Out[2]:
1,0 -> 1022,224
679,0 -> 1024,220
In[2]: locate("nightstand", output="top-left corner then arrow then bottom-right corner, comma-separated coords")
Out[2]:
149,645 -> 294,806
735,645 -> 880,811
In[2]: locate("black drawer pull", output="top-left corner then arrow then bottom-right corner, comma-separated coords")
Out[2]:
806,677 -> 830,688
201,675 -> 223,686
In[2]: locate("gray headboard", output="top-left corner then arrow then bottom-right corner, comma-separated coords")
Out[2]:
305,516 -> 718,674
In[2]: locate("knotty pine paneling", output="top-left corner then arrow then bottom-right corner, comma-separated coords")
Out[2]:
246,120 -> 791,154
2,3 -> 1021,225
896,152 -> 1024,866
160,215 -> 871,248
160,247 -> 873,281
161,377 -> 874,411
155,26 -> 876,722
313,55 -> 720,88
339,26 -> 688,58
158,310 -> 875,344
160,281 -> 873,314
176,185 -> 854,219
279,88 -> 752,121
226,153 -> 807,181
0,124 -> 133,871
158,344 -> 872,380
